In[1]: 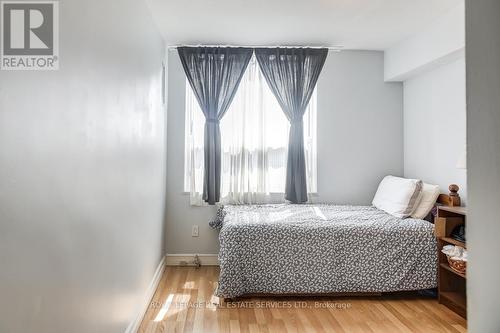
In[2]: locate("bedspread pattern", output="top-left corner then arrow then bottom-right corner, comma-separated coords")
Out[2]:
211,204 -> 437,298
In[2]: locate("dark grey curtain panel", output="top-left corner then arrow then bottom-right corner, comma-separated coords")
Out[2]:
178,47 -> 253,205
255,48 -> 328,203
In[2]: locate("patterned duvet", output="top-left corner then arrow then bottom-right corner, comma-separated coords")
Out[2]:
210,204 -> 438,298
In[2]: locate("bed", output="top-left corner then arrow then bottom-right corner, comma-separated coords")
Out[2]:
210,203 -> 438,299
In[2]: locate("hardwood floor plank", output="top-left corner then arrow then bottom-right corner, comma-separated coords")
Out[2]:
248,323 -> 260,333
453,324 -> 467,333
316,307 -> 345,333
137,267 -> 467,333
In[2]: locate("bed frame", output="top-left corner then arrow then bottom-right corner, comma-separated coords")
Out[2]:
218,186 -> 462,303
437,184 -> 462,207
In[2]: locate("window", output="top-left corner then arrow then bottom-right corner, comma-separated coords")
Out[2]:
184,56 -> 317,205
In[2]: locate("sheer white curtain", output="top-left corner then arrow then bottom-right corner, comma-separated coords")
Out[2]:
184,56 -> 317,206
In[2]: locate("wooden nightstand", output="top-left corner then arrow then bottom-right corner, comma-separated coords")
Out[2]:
435,205 -> 467,318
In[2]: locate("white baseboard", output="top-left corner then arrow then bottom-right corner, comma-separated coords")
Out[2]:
125,256 -> 166,333
166,253 -> 219,266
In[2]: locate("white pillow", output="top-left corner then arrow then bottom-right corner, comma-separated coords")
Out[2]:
411,183 -> 440,219
372,175 -> 423,218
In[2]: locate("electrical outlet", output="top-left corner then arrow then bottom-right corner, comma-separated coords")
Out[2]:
192,225 -> 199,237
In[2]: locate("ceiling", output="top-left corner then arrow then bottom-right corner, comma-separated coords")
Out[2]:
145,0 -> 462,50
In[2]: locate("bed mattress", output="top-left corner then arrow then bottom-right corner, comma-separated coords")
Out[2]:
210,204 -> 438,298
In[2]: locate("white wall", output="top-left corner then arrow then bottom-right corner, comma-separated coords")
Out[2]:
0,1 -> 166,332
384,2 -> 464,82
466,1 -> 500,332
403,57 -> 467,202
166,50 -> 403,254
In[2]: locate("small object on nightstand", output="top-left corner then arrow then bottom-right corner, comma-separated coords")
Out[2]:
441,245 -> 467,275
450,224 -> 466,243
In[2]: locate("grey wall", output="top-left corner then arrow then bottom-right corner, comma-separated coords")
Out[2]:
403,57 -> 467,203
466,1 -> 500,332
166,50 -> 403,254
0,1 -> 166,333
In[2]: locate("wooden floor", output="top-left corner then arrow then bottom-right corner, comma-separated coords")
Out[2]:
138,266 -> 467,333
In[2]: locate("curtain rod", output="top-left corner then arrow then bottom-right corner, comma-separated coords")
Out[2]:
167,44 -> 343,51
